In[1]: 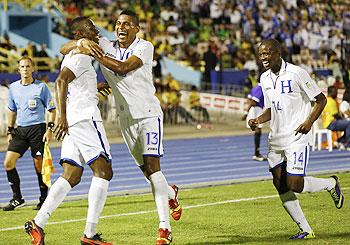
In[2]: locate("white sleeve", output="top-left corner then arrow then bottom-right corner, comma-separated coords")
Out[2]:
63,54 -> 92,78
297,67 -> 322,100
133,41 -> 154,64
99,37 -> 112,53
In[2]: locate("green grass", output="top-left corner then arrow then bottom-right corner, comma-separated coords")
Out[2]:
1,173 -> 349,244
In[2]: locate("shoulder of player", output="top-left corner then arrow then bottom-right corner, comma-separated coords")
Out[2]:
9,80 -> 20,89
259,70 -> 269,81
135,38 -> 154,49
285,62 -> 308,77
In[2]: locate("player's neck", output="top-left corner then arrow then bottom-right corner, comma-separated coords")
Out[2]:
119,37 -> 137,48
21,77 -> 34,85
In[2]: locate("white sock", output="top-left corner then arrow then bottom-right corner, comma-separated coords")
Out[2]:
34,177 -> 71,228
149,171 -> 171,230
168,185 -> 175,200
84,177 -> 109,238
280,191 -> 312,233
302,176 -> 336,193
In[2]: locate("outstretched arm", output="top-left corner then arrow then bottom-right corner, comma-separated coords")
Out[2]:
60,39 -> 104,57
295,92 -> 327,135
95,55 -> 143,76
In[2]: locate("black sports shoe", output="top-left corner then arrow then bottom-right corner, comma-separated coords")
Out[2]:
80,233 -> 112,245
328,175 -> 344,209
33,197 -> 46,210
3,198 -> 25,211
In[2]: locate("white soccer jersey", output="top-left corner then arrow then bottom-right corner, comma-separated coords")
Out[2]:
99,37 -> 162,119
260,59 -> 322,150
61,51 -> 102,126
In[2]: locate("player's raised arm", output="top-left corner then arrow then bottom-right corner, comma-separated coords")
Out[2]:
60,38 -> 104,57
95,54 -> 142,76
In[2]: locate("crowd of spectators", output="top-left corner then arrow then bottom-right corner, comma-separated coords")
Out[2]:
1,0 -> 350,94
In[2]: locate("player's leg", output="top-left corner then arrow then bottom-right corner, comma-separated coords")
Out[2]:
3,130 -> 28,211
78,120 -> 113,244
25,162 -> 82,244
29,123 -> 49,210
285,144 -> 344,209
268,150 -> 314,239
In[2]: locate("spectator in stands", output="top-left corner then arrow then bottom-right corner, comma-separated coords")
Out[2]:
203,43 -> 218,91
3,56 -> 56,211
188,85 -> 210,123
323,86 -> 350,149
36,43 -> 50,71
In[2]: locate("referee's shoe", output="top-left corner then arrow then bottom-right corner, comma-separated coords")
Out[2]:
3,198 -> 25,211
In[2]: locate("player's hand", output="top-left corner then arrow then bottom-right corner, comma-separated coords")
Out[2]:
248,118 -> 259,131
294,120 -> 313,135
72,47 -> 91,56
97,82 -> 112,96
54,117 -> 69,141
81,39 -> 104,58
43,129 -> 53,144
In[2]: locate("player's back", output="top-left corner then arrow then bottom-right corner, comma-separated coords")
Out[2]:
61,52 -> 102,126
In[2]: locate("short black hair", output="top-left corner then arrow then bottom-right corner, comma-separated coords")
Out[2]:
70,16 -> 90,36
260,39 -> 281,54
119,10 -> 139,26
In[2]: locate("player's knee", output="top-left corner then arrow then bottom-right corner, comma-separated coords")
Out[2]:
286,178 -> 303,193
3,158 -> 16,170
62,173 -> 81,187
94,168 -> 113,181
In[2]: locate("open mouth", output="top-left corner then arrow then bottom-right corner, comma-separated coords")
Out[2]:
118,31 -> 127,38
262,61 -> 270,67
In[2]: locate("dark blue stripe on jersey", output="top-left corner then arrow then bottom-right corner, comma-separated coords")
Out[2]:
157,117 -> 161,156
59,158 -> 83,169
93,120 -> 109,160
287,172 -> 306,176
269,161 -> 286,172
143,154 -> 163,158
304,145 -> 308,175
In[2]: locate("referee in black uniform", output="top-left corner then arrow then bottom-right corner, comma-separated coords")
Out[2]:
3,56 -> 56,211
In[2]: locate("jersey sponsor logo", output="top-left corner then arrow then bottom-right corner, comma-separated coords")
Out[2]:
292,166 -> 304,170
147,147 -> 158,151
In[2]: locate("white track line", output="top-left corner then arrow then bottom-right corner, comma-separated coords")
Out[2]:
2,186 -> 348,232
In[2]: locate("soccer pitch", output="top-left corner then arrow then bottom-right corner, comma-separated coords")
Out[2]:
1,173 -> 348,244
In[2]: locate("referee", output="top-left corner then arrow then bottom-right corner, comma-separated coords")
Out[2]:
3,56 -> 56,211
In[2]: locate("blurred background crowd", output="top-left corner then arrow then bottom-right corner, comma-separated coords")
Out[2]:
0,0 -> 350,126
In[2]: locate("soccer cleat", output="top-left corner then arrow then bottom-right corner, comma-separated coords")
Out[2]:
80,233 -> 112,245
328,175 -> 344,209
252,154 -> 267,162
24,220 -> 45,245
168,185 -> 182,221
289,230 -> 315,239
156,228 -> 172,245
2,198 -> 25,211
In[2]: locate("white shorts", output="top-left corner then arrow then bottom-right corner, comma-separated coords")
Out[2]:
268,141 -> 310,176
60,120 -> 112,168
246,106 -> 263,128
119,115 -> 164,166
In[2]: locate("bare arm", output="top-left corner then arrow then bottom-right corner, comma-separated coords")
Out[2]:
7,110 -> 16,144
248,108 -> 271,131
43,109 -> 56,144
295,92 -> 327,135
96,55 -> 143,76
241,98 -> 257,120
54,67 -> 76,140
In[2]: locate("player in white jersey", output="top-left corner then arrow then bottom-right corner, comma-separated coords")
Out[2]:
248,39 -> 344,240
60,10 -> 181,245
25,17 -> 113,245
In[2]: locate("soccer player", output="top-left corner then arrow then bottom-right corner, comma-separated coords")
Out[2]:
242,83 -> 266,161
249,39 -> 344,239
3,56 -> 56,211
25,17 -> 113,245
61,10 -> 181,245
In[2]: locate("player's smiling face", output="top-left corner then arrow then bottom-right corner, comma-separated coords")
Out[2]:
115,15 -> 139,48
258,44 -> 281,73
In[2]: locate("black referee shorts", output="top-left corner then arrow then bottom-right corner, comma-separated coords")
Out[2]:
8,123 -> 47,158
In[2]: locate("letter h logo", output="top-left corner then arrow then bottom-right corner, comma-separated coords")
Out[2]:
281,80 -> 293,94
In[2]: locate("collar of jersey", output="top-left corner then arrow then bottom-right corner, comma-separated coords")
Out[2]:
114,37 -> 140,50
269,58 -> 287,78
